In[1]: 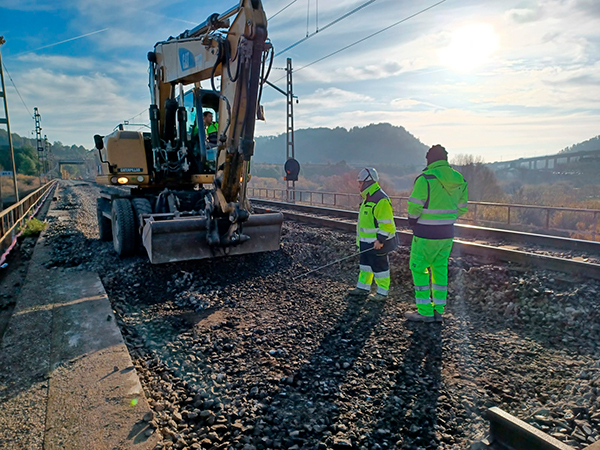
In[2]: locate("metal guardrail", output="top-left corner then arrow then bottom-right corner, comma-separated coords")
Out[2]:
0,180 -> 58,259
248,187 -> 600,241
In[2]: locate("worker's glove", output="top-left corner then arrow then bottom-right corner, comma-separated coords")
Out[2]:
408,217 -> 418,228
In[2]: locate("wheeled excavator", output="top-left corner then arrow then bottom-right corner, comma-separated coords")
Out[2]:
94,0 -> 283,264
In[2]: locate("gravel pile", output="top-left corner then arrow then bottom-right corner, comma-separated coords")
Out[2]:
40,182 -> 600,449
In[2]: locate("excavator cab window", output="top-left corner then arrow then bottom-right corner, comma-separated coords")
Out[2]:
191,89 -> 220,174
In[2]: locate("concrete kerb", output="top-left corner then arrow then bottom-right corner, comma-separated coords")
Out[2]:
0,187 -> 158,450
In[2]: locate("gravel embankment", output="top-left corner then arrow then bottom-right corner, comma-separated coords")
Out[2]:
38,181 -> 600,450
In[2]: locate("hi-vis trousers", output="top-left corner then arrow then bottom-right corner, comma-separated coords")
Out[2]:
356,244 -> 390,296
410,236 -> 454,316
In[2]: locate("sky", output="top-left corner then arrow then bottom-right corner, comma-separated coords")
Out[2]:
0,0 -> 599,163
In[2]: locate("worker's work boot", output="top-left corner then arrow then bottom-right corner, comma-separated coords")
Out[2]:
434,311 -> 443,323
368,293 -> 387,301
404,311 -> 435,323
348,287 -> 369,297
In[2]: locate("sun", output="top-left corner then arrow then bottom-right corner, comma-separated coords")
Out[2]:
439,24 -> 499,72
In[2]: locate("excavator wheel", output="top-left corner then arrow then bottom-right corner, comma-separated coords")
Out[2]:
97,198 -> 112,241
111,198 -> 136,257
131,197 -> 153,254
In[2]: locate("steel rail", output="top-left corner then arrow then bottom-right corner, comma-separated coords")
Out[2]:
480,407 -> 575,450
252,199 -> 600,255
253,203 -> 600,281
249,188 -> 600,240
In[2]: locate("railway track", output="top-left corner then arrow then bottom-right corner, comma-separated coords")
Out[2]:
251,199 -> 600,281
5,182 -> 599,450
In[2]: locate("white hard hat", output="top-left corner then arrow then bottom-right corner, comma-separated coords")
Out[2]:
357,167 -> 379,182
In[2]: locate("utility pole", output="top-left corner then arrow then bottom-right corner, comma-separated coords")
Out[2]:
0,37 -> 20,204
34,107 -> 45,184
44,135 -> 52,180
264,58 -> 299,202
285,58 -> 296,201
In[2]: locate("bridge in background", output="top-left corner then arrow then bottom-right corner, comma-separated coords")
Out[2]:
489,149 -> 600,171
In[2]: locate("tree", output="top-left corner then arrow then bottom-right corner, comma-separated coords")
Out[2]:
451,154 -> 503,202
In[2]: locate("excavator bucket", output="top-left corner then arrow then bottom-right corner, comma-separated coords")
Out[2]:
141,212 -> 283,264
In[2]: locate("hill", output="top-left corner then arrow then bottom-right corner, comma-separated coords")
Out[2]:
560,135 -> 600,154
0,129 -> 92,177
254,123 -> 428,165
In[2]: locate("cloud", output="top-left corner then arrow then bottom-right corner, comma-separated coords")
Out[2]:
572,0 -> 600,17
0,0 -> 56,11
506,6 -> 544,23
7,67 -> 148,147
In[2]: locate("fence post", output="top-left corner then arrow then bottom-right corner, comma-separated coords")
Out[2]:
473,204 -> 478,224
593,212 -> 598,242
310,191 -> 313,205
546,209 -> 550,230
321,192 -> 324,205
334,194 -> 337,206
507,206 -> 511,225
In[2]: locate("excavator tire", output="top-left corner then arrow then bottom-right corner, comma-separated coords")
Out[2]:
111,198 -> 136,257
97,198 -> 112,241
131,197 -> 153,254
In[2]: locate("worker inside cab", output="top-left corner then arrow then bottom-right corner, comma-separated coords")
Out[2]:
203,111 -> 218,146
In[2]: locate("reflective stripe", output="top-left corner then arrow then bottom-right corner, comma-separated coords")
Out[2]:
360,237 -> 377,243
433,298 -> 446,305
360,228 -> 378,233
458,202 -> 468,208
416,298 -> 432,305
374,270 -> 390,279
378,230 -> 392,237
432,283 -> 447,291
408,197 -> 425,205
422,208 -> 457,215
417,218 -> 456,225
408,214 -> 420,219
356,282 -> 371,290
359,264 -> 373,273
376,286 -> 389,295
378,219 -> 394,224
414,285 -> 430,291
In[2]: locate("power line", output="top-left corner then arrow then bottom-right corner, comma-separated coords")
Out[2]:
275,0 -> 379,57
269,0 -> 300,21
1,62 -> 33,119
273,0 -> 447,83
9,29 -> 109,58
126,108 -> 148,123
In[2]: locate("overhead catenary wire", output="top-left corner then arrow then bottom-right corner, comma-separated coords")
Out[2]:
273,0 -> 447,83
1,62 -> 33,119
306,0 -> 310,37
9,29 -> 109,58
275,0 -> 380,57
269,0 -> 300,21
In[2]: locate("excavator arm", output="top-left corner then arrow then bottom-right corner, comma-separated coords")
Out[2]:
150,0 -> 269,216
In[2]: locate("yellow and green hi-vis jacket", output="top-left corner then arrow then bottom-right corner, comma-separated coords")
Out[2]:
357,182 -> 397,248
408,160 -> 468,239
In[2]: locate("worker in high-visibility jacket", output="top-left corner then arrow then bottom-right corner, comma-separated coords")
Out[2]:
348,168 -> 398,301
203,111 -> 218,145
405,145 -> 468,322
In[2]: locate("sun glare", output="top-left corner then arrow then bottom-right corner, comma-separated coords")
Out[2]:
439,24 -> 499,72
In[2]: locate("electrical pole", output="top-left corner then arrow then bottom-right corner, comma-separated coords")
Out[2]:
44,135 -> 52,180
0,37 -> 20,204
264,58 -> 299,203
34,107 -> 45,184
285,57 -> 296,201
